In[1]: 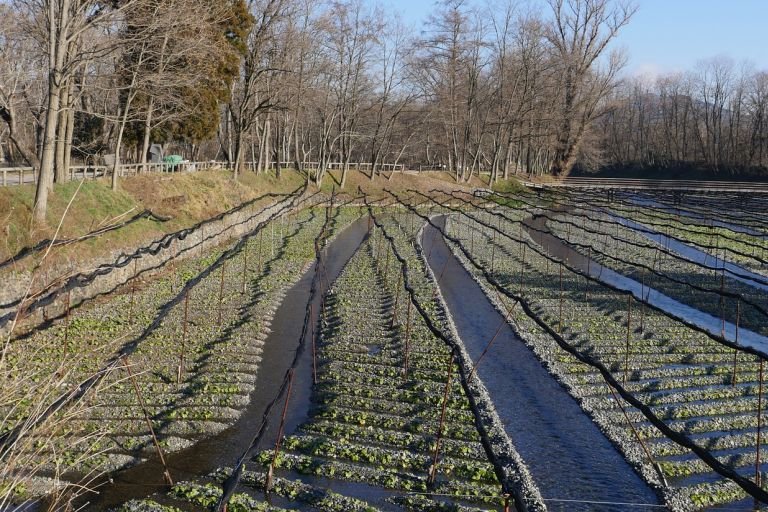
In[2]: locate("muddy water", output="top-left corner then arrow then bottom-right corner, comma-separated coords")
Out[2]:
83,216 -> 369,511
421,218 -> 661,512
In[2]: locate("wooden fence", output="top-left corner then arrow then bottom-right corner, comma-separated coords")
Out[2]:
0,160 -> 412,187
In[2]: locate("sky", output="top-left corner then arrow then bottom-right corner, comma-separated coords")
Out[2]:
384,0 -> 768,77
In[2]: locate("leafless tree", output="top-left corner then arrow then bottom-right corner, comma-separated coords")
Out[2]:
544,0 -> 635,176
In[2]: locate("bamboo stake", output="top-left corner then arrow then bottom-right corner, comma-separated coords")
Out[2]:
258,229 -> 264,270
608,384 -> 667,487
720,269 -> 726,337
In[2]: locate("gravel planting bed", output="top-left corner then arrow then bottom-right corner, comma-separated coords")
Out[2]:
433,196 -> 768,511
1,201 -> 359,499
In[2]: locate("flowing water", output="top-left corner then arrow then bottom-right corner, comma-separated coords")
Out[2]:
524,215 -> 768,355
82,217 -> 369,510
422,218 -> 662,512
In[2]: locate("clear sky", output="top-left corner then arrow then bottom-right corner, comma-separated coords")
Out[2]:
384,0 -> 768,76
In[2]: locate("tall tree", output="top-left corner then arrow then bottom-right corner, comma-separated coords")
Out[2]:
545,0 -> 635,176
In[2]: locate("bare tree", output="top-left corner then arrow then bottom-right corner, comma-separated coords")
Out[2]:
545,0 -> 635,176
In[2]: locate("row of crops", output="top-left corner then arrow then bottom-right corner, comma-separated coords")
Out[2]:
381,186 -> 768,511
113,201 -> 548,512
8,182 -> 768,512
0,193 -> 362,504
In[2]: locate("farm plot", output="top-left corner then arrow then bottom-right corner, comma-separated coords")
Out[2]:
388,189 -> 768,511
567,189 -> 768,278
113,205 -> 544,512
0,199 -> 359,500
540,206 -> 768,337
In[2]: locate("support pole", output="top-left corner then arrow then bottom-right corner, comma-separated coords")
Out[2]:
732,299 -> 741,387
310,303 -> 317,385
218,260 -> 227,326
266,368 -> 295,493
122,356 -> 173,486
129,258 -> 138,323
178,290 -> 190,385
558,263 -> 564,334
242,240 -> 249,295
428,349 -> 455,487
624,294 -> 633,385
756,357 -> 765,510
391,272 -> 402,327
403,300 -> 412,380
64,289 -> 72,352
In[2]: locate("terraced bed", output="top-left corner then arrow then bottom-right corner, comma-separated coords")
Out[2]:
0,200 -> 359,500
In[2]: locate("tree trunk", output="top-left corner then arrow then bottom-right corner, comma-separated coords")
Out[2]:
33,74 -> 62,224
140,99 -> 154,168
54,82 -> 70,183
63,92 -> 75,177
233,129 -> 244,180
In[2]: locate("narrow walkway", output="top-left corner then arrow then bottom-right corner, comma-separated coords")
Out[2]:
421,219 -> 662,512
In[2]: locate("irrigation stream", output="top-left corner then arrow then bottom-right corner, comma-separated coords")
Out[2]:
83,216 -> 370,510
422,217 -> 661,511
524,215 -> 768,353
606,213 -> 768,291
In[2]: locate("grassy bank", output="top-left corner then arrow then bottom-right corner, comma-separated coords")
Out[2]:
0,170 -> 303,268
0,169 -> 514,273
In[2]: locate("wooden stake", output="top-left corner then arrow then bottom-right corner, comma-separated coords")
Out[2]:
639,267 -> 647,332
391,272 -> 403,327
310,303 -> 317,385
491,230 -> 496,273
266,369 -> 294,493
403,300 -> 412,379
178,290 -> 189,385
428,349 -> 455,486
756,357 -> 765,502
64,289 -> 72,355
558,263 -> 564,334
242,241 -> 249,295
732,299 -> 741,387
258,229 -> 264,270
217,260 -> 226,326
129,258 -> 138,323
624,294 -> 633,385
122,356 -> 173,486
